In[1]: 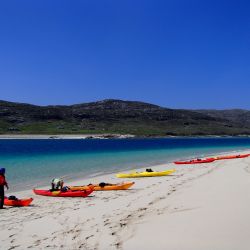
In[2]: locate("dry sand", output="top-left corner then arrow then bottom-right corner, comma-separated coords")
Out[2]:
0,151 -> 250,250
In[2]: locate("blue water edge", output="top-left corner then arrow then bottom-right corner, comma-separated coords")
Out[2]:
0,138 -> 250,191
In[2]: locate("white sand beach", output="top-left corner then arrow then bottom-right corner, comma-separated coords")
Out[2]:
0,134 -> 135,139
1,151 -> 250,250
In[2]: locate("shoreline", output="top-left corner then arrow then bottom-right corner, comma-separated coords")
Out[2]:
0,134 -> 135,139
6,147 -> 250,194
1,150 -> 250,249
0,134 -> 250,139
5,148 -> 250,196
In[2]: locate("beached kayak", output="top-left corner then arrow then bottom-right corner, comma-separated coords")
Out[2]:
116,169 -> 175,178
4,197 -> 33,207
214,154 -> 250,160
69,182 -> 135,191
33,188 -> 93,197
174,158 -> 215,164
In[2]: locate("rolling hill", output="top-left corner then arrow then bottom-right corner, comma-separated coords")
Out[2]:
0,99 -> 249,136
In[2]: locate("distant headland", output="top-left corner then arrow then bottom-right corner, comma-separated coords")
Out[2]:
0,99 -> 250,137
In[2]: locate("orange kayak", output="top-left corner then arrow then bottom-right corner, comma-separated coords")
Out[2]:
69,182 -> 135,191
215,154 -> 250,160
4,197 -> 33,207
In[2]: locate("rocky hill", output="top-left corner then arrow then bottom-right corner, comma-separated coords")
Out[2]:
195,109 -> 250,127
0,99 -> 249,136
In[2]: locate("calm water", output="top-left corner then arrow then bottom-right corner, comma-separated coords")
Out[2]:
0,138 -> 250,191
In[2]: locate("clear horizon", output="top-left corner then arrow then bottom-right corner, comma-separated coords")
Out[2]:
1,1 -> 249,109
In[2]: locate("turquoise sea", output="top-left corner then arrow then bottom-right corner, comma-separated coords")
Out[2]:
1,138 -> 250,192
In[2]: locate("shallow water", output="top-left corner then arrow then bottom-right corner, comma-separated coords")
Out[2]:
0,138 -> 250,191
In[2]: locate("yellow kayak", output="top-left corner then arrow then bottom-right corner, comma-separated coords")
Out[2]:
116,169 -> 175,178
69,182 -> 135,191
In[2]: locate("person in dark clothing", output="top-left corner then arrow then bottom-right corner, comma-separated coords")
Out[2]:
99,182 -> 113,188
0,168 -> 9,209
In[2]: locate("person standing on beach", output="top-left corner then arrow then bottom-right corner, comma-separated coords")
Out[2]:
0,168 -> 9,209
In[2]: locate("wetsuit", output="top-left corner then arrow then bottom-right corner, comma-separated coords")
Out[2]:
0,186 -> 4,208
0,174 -> 7,209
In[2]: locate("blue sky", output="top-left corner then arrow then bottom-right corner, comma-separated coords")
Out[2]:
0,0 -> 249,109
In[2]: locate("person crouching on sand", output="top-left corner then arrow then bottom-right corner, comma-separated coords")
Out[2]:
51,178 -> 64,191
0,168 -> 9,209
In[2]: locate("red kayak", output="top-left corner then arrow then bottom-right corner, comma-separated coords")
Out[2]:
4,197 -> 33,207
174,158 -> 215,164
215,154 -> 250,160
33,188 -> 93,197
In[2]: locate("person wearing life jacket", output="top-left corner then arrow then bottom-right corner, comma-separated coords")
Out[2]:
0,168 -> 9,209
51,178 -> 64,191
